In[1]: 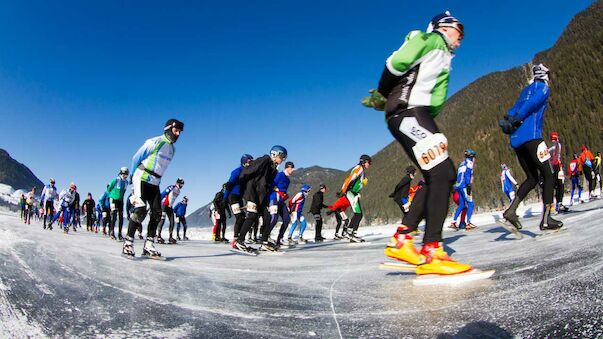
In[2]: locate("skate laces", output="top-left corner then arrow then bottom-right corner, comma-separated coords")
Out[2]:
144,240 -> 157,252
420,243 -> 456,263
387,232 -> 413,248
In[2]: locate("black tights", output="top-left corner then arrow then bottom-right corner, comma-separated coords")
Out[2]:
515,139 -> 553,205
386,107 -> 456,244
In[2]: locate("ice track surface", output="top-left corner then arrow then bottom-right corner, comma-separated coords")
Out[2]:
0,200 -> 602,338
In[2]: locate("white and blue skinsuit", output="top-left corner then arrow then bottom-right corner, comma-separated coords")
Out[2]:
453,157 -> 475,225
501,167 -> 518,202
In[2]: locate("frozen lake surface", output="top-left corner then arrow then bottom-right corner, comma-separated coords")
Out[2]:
0,199 -> 601,338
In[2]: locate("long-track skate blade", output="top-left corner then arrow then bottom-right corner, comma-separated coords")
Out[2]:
121,253 -> 139,261
230,248 -> 258,256
413,269 -> 495,286
142,254 -> 167,261
496,220 -> 524,239
379,262 -> 417,272
258,250 -> 285,256
535,228 -> 568,240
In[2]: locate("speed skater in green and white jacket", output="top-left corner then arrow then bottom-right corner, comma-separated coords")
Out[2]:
377,15 -> 460,118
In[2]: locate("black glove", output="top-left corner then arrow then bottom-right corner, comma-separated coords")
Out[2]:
466,184 -> 472,196
499,115 -> 522,134
224,182 -> 233,191
39,201 -> 43,207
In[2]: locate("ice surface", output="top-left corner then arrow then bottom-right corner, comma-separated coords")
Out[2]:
0,199 -> 601,338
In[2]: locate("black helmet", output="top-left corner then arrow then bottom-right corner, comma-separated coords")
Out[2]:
164,118 -> 184,131
405,166 -> 417,175
240,154 -> 254,167
176,177 -> 185,185
285,161 -> 295,168
164,118 -> 184,143
359,154 -> 372,164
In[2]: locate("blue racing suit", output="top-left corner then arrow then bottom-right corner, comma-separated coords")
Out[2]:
268,171 -> 292,242
453,158 -> 475,225
224,166 -> 243,201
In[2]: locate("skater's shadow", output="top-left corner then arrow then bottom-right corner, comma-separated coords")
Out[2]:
443,235 -> 465,255
164,253 -> 236,261
437,320 -> 513,338
522,207 -> 536,218
286,241 -> 343,252
560,206 -> 602,214
384,271 -> 414,277
486,226 -> 538,241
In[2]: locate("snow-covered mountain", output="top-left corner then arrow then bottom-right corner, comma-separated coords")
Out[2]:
0,149 -> 44,195
0,184 -> 29,206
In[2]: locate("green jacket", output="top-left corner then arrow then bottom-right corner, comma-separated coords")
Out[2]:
107,177 -> 129,201
378,30 -> 453,117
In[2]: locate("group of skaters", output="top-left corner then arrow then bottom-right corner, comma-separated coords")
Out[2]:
18,180 -> 84,232
359,10 -> 598,276
207,148 -> 374,254
443,136 -> 602,231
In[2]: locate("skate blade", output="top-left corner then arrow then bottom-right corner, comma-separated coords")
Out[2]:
348,241 -> 371,246
229,248 -> 258,256
259,250 -> 285,256
121,253 -> 138,261
496,220 -> 523,239
535,228 -> 568,240
413,269 -> 495,286
379,262 -> 417,272
142,254 -> 167,261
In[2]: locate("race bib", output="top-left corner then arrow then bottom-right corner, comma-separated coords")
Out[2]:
537,141 -> 551,163
412,133 -> 449,170
230,203 -> 241,214
246,201 -> 257,213
268,205 -> 278,215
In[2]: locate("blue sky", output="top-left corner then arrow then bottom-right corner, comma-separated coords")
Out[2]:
0,0 -> 594,210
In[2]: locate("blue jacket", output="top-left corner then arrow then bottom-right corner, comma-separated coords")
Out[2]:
174,201 -> 187,217
269,172 -> 291,202
99,192 -> 111,209
224,166 -> 243,200
455,158 -> 473,189
507,80 -> 550,149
